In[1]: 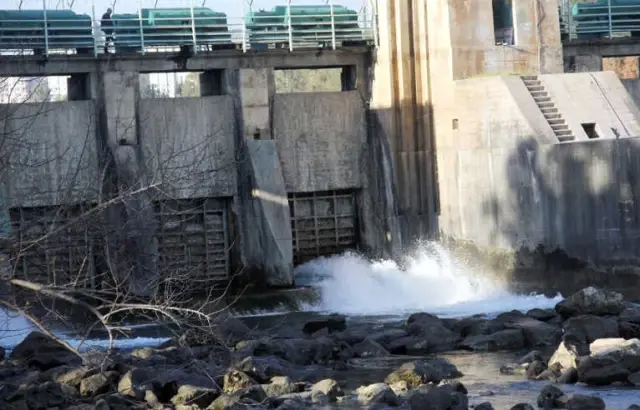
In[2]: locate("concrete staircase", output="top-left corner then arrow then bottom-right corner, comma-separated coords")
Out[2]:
522,75 -> 575,142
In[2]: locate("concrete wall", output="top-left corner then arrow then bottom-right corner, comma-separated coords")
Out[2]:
0,101 -> 98,207
622,78 -> 640,109
439,73 -> 640,268
448,0 -> 563,79
273,91 -> 366,193
540,72 -> 640,140
139,96 -> 237,199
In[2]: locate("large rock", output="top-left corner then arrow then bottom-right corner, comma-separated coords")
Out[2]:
562,315 -> 619,355
577,338 -> 640,385
566,394 -> 605,410
310,378 -> 343,402
404,312 -> 461,352
234,356 -> 296,383
356,383 -> 399,407
555,287 -> 625,318
171,384 -> 219,407
384,359 -> 462,388
223,370 -> 257,393
548,341 -> 580,370
408,384 -> 468,410
503,317 -> 562,347
10,332 -> 81,371
302,314 -> 346,335
351,339 -> 389,358
261,376 -> 297,397
536,384 -> 568,409
79,371 -> 120,396
459,329 -> 526,352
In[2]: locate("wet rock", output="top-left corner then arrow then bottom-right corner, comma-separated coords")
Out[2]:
519,350 -> 545,365
79,371 -> 119,396
405,312 -> 461,352
620,304 -> 640,324
577,338 -> 640,385
389,380 -> 410,396
510,404 -> 535,410
223,370 -> 257,393
366,328 -> 409,350
310,378 -> 342,402
566,394 -> 605,410
562,315 -> 619,356
536,384 -> 568,409
302,314 -> 346,335
9,331 -> 81,371
504,317 -> 562,347
548,341 -> 580,370
118,368 -> 155,399
527,308 -> 558,322
499,362 -> 527,376
207,392 -> 263,410
53,366 -> 97,388
459,329 -> 526,352
408,384 -> 468,410
352,339 -> 389,358
629,371 -> 640,386
355,383 -> 399,407
235,356 -> 296,383
5,380 -> 78,409
475,403 -> 495,410
525,360 -> 547,380
385,359 -> 462,388
439,379 -> 468,395
461,318 -> 506,337
619,321 -> 640,339
171,384 -> 220,407
557,367 -> 578,384
555,286 -> 625,318
535,363 -> 563,382
261,376 -> 297,397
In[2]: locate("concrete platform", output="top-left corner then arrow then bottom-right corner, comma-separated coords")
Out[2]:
0,47 -> 372,77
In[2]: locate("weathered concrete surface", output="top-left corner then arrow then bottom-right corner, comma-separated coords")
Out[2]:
101,71 -> 138,147
622,79 -> 640,109
539,72 -> 640,140
449,0 -> 563,78
139,96 -> 237,198
237,140 -> 293,287
0,48 -> 370,77
0,101 -> 98,207
439,73 -> 640,274
273,91 -> 366,192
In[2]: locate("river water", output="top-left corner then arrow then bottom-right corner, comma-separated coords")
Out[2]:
1,242 -> 639,409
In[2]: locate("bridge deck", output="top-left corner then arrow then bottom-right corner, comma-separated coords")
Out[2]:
0,46 -> 372,76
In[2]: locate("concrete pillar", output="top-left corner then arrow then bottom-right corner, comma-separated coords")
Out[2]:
95,71 -> 159,298
226,68 -> 294,287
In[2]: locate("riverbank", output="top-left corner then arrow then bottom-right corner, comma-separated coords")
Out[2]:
1,286 -> 640,409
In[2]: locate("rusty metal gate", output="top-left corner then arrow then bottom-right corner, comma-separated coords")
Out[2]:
154,198 -> 230,287
288,190 -> 358,264
8,203 -> 97,287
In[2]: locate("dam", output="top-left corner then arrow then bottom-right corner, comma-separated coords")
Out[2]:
2,0 -> 640,298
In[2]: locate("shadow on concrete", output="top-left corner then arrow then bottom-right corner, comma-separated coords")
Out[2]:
477,136 -> 640,299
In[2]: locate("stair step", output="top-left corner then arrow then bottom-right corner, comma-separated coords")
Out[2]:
524,80 -> 542,87
528,85 -> 545,92
534,97 -> 552,103
538,102 -> 555,109
558,135 -> 575,142
522,75 -> 538,81
548,118 -> 565,125
555,129 -> 573,136
542,108 -> 559,114
530,90 -> 548,96
552,124 -> 569,131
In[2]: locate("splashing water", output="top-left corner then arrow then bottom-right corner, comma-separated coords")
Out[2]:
296,242 -> 563,318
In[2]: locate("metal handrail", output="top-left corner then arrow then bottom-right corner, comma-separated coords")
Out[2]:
561,2 -> 640,40
0,2 -> 377,56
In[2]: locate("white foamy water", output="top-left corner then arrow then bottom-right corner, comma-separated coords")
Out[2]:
296,242 -> 563,317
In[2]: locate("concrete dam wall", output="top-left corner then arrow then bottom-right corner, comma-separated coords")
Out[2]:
0,58 -> 393,295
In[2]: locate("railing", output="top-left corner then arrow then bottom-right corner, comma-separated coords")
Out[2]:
560,0 -> 640,41
0,0 -> 377,56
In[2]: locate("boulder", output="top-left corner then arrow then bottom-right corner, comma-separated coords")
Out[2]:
384,359 -> 462,388
223,370 -> 257,393
408,384 -> 468,410
503,317 -> 562,347
459,329 -> 526,352
548,341 -> 580,370
629,371 -> 640,386
536,384 -> 568,409
620,304 -> 640,324
9,331 -> 81,371
510,404 -> 535,410
562,315 -> 619,355
79,371 -> 120,396
171,384 -> 220,407
310,378 -> 342,402
261,376 -> 297,397
235,356 -> 296,383
566,394 -> 605,410
555,287 -> 625,318
355,383 -> 399,407
351,339 -> 389,358
302,314 -> 346,335
53,366 -> 97,388
405,312 -> 461,352
366,328 -> 409,349
527,308 -> 558,322
577,338 -> 640,385
558,367 -> 579,384
525,360 -> 547,380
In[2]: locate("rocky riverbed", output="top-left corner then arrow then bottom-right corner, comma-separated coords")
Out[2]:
1,286 -> 640,409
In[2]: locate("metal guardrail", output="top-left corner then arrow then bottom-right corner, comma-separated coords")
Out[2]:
559,0 -> 640,40
0,1 -> 377,56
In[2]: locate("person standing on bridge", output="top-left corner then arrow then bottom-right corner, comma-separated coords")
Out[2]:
101,8 -> 114,54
